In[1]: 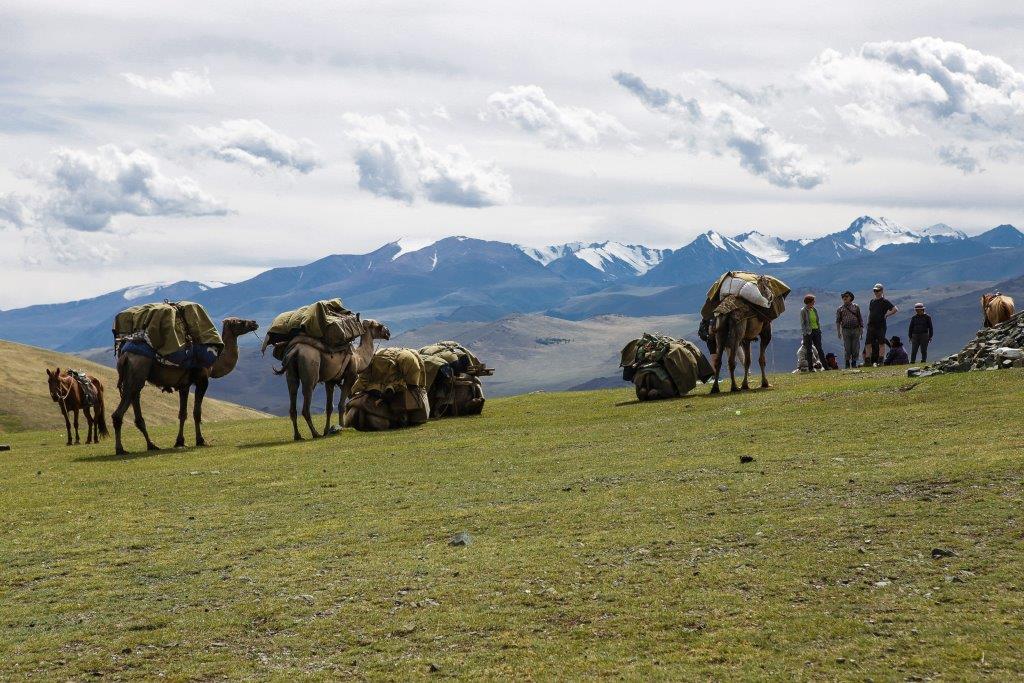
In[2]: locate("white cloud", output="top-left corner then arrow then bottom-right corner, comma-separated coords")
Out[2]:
20,226 -> 119,266
485,85 -> 636,148
937,145 -> 984,174
614,72 -> 826,189
836,103 -> 920,137
8,145 -> 228,231
0,193 -> 32,228
188,119 -> 321,173
122,68 -> 214,98
806,38 -> 1024,137
343,113 -> 512,207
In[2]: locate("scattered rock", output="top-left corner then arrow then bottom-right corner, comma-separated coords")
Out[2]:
931,548 -> 956,559
561,486 -> 572,492
739,455 -> 754,464
392,624 -> 417,636
0,444 -> 10,452
428,663 -> 440,673
717,485 -> 729,492
449,532 -> 472,547
915,312 -> 1024,376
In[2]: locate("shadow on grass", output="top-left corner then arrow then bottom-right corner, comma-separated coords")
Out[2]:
237,438 -> 306,449
74,448 -> 168,462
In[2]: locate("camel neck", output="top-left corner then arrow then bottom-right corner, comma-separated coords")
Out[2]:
209,323 -> 240,378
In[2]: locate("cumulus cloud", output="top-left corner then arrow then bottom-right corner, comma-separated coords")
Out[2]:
614,72 -> 826,189
712,78 -> 780,106
20,226 -> 119,266
0,193 -> 32,228
937,145 -> 984,174
836,103 -> 920,137
5,145 -> 228,232
343,113 -> 512,207
122,68 -> 214,98
806,38 -> 1024,136
188,119 -> 321,173
485,85 -> 636,148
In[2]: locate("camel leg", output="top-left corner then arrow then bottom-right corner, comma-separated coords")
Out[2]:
287,368 -> 303,441
741,340 -> 752,391
194,377 -> 209,447
174,388 -> 189,448
728,347 -> 740,393
132,395 -> 159,451
72,409 -> 81,444
710,352 -> 722,394
111,389 -> 134,455
301,378 -> 320,439
323,382 -> 335,435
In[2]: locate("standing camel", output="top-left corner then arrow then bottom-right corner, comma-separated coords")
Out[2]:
274,318 -> 391,440
46,368 -> 108,445
982,293 -> 1015,327
709,312 -> 774,394
111,317 -> 259,455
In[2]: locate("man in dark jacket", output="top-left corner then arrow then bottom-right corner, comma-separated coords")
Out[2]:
907,302 -> 934,363
866,283 -> 898,366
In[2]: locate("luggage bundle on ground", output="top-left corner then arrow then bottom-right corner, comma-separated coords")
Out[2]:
700,271 -> 791,321
418,341 -> 493,418
262,299 -> 363,359
345,347 -> 430,430
620,333 -> 715,400
112,301 -> 223,369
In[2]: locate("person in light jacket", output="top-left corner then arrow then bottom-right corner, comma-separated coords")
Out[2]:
800,294 -> 828,372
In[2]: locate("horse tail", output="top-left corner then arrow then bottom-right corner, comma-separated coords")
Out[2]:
94,379 -> 109,438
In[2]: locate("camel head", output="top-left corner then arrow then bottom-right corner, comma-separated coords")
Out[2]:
362,319 -> 391,341
222,317 -> 260,337
45,367 -> 64,402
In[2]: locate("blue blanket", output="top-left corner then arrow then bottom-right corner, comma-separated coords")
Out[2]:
121,340 -> 219,369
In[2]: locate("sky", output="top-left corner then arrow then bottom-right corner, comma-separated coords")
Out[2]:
2,1 -> 1024,309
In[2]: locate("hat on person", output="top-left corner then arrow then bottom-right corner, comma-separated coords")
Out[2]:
890,335 -> 902,346
914,302 -> 925,309
873,283 -> 884,292
841,290 -> 855,300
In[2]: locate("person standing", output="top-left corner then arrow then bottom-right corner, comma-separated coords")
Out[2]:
800,294 -> 828,372
835,290 -> 864,368
908,302 -> 934,363
866,284 -> 898,366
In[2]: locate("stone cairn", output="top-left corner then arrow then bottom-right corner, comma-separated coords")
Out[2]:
909,311 -> 1024,377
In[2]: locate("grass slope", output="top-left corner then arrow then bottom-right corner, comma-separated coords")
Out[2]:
1,368 -> 1022,679
0,339 -> 269,433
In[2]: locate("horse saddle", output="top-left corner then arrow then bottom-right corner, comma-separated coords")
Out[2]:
69,370 -> 98,406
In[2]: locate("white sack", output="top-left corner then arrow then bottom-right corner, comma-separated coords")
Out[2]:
721,276 -> 771,309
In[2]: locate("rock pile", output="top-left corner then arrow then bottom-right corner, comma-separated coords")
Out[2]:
910,311 -> 1024,377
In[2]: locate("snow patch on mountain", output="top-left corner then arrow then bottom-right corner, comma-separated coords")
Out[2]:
844,216 -> 918,251
733,231 -> 792,263
390,237 -> 435,261
918,223 -> 967,241
123,282 -> 174,301
518,241 -> 665,274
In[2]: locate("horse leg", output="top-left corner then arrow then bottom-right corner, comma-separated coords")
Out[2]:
59,403 -> 72,446
72,409 -> 81,444
287,368 -> 302,441
84,405 -> 94,444
323,382 -> 335,435
193,377 -> 209,446
132,395 -> 158,451
741,340 -> 752,390
174,388 -> 189,448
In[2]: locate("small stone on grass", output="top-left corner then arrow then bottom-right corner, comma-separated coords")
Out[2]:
449,532 -> 472,546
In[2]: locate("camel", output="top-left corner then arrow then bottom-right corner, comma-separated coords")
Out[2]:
273,318 -> 391,440
982,293 -> 1015,327
427,374 -> 486,416
46,368 -> 108,445
709,312 -> 773,394
111,317 -> 259,455
633,369 -> 675,401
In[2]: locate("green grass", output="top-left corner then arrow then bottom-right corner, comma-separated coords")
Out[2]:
1,368 -> 1023,679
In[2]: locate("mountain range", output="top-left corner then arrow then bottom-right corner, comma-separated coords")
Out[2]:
2,215 -> 1023,358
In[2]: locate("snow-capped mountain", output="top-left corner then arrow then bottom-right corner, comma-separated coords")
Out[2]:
123,280 -> 228,301
789,216 -> 971,265
917,223 -> 968,242
732,231 -> 806,264
518,241 -> 668,279
641,230 -> 766,286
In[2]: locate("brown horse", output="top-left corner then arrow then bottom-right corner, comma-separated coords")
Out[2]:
46,368 -> 108,445
982,293 -> 1015,327
709,312 -> 773,394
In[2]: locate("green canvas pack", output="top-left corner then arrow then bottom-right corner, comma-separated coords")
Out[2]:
112,301 -> 223,357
